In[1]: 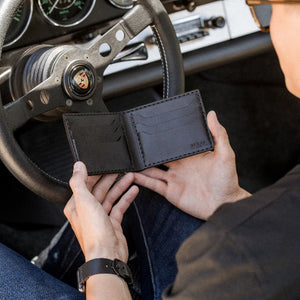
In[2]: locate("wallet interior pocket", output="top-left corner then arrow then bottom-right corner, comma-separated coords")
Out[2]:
138,123 -> 212,167
134,108 -> 202,136
133,98 -> 198,128
64,113 -> 132,173
75,136 -> 131,174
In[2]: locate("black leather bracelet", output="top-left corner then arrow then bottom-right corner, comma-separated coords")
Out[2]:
77,258 -> 133,293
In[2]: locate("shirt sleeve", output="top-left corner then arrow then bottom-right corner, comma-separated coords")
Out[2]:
162,223 -> 264,300
163,165 -> 300,300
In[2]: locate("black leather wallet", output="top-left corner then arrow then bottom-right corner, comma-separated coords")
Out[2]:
63,90 -> 214,175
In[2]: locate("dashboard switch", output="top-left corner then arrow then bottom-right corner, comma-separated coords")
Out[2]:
203,16 -> 226,29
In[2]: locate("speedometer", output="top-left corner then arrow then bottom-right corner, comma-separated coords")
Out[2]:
4,0 -> 33,48
38,0 -> 96,27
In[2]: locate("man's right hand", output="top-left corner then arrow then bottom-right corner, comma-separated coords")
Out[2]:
134,111 -> 251,220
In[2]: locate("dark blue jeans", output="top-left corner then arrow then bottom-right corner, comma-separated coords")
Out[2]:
126,188 -> 204,299
0,188 -> 203,299
0,242 -> 84,300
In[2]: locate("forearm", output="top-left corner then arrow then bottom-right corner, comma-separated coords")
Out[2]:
86,274 -> 132,300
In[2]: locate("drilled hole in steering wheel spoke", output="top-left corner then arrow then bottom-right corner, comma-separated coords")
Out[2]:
40,90 -> 50,105
99,43 -> 112,57
115,29 -> 125,41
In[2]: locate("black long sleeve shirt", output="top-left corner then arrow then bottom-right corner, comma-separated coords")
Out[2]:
164,165 -> 300,299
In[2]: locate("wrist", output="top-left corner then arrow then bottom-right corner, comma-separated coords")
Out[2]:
77,258 -> 133,294
86,274 -> 132,300
234,187 -> 252,202
206,187 -> 252,220
85,246 -> 121,262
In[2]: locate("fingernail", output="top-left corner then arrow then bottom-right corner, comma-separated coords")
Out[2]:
209,110 -> 217,118
73,161 -> 83,172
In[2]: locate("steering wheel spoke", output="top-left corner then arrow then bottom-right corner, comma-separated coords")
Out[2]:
4,76 -> 66,131
85,4 -> 153,71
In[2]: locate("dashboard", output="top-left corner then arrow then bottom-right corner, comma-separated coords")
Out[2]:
3,0 -> 127,49
1,0 -> 273,99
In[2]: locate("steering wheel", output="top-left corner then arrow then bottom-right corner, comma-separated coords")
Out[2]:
0,0 -> 185,203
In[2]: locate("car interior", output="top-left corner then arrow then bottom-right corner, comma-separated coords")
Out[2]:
0,0 -> 300,286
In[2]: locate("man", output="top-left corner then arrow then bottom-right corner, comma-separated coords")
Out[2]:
1,1 -> 299,299
64,1 -> 300,299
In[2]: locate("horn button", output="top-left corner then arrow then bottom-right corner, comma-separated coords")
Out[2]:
63,61 -> 97,101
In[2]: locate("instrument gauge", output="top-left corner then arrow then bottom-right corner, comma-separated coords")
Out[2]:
108,0 -> 134,9
38,0 -> 96,27
4,0 -> 33,48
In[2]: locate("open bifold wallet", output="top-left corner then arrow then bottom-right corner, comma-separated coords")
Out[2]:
63,90 -> 214,175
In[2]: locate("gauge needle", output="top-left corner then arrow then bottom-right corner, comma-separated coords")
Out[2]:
48,0 -> 60,15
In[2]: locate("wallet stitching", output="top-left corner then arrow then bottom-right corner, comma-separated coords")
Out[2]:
64,118 -> 80,161
143,146 -> 213,167
125,90 -> 198,114
130,113 -> 146,167
129,91 -> 213,167
88,167 -> 131,175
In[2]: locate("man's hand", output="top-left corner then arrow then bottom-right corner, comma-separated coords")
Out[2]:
64,162 -> 139,262
134,111 -> 251,220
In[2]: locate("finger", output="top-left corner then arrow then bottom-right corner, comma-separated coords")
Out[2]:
140,167 -> 167,181
102,173 -> 135,214
63,196 -> 76,222
164,160 -> 180,169
87,175 -> 101,192
207,111 -> 232,156
92,173 -> 119,202
110,185 -> 139,224
69,161 -> 91,200
134,173 -> 167,197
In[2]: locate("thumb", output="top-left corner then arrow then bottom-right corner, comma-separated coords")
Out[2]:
69,161 -> 89,197
207,111 -> 232,156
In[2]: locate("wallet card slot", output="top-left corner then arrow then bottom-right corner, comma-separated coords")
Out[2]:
137,124 -> 213,167
65,114 -> 123,143
73,126 -> 122,144
94,126 -> 123,143
132,100 -> 199,127
135,108 -> 201,136
130,94 -> 196,119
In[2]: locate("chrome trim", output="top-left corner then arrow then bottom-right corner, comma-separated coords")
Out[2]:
0,67 -> 12,84
38,0 -> 96,28
108,0 -> 134,10
3,0 -> 33,48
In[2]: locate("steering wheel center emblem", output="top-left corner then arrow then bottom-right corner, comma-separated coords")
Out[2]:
63,61 -> 97,101
74,70 -> 89,90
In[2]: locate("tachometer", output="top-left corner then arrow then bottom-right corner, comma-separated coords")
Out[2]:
4,0 -> 33,48
108,0 -> 134,9
38,0 -> 96,27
